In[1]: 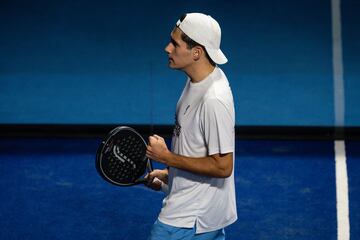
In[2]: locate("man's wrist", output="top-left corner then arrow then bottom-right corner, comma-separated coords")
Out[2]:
163,150 -> 173,166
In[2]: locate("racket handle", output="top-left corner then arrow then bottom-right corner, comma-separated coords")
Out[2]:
134,176 -> 158,184
134,178 -> 148,184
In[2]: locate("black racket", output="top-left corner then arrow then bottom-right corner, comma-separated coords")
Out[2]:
96,126 -> 153,186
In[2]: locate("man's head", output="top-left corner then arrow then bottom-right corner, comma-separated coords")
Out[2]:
179,26 -> 216,67
165,13 -> 227,70
176,13 -> 227,65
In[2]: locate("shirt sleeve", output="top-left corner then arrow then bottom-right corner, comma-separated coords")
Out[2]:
200,98 -> 235,156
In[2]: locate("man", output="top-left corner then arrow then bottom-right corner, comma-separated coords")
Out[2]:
146,13 -> 237,240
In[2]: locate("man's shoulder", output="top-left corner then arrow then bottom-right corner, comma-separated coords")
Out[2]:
203,79 -> 232,104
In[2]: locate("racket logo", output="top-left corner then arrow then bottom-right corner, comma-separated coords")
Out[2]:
113,145 -> 136,169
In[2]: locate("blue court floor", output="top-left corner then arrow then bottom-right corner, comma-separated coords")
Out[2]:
0,138 -> 359,239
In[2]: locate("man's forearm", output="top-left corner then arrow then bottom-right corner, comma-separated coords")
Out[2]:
146,135 -> 233,178
162,151 -> 233,178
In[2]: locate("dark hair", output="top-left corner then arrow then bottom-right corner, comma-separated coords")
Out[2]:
178,14 -> 216,66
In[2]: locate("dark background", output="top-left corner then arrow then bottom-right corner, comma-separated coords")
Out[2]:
1,0 -> 358,130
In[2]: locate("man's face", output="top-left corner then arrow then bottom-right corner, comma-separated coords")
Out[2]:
164,27 -> 193,70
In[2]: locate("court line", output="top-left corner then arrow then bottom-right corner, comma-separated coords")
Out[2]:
335,140 -> 350,240
331,0 -> 345,129
331,0 -> 350,238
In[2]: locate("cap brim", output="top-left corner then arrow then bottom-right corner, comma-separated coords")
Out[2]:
206,48 -> 228,65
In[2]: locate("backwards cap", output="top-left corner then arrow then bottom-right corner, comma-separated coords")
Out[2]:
176,13 -> 227,64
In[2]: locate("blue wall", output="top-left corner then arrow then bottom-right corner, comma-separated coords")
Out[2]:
0,0 -> 359,126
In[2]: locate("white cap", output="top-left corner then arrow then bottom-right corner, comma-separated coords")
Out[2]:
176,13 -> 228,65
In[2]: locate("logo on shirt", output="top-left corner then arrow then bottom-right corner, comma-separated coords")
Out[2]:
184,105 -> 190,115
173,114 -> 181,137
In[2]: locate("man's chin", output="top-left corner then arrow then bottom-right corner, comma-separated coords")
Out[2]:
168,63 -> 178,69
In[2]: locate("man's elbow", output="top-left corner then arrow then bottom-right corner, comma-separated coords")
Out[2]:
221,167 -> 232,178
218,166 -> 233,178
211,153 -> 233,178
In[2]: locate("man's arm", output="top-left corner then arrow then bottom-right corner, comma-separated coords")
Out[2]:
146,135 -> 233,178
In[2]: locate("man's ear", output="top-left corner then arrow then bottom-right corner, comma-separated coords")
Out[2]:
193,46 -> 203,60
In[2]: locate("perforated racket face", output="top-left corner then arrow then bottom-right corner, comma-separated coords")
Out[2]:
96,126 -> 150,186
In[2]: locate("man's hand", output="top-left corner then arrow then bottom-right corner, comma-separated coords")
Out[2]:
146,134 -> 171,164
145,169 -> 168,191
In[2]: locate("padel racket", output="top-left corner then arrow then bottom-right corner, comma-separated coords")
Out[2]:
96,126 -> 153,186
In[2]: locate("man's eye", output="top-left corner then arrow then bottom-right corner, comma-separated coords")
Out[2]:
171,39 -> 178,47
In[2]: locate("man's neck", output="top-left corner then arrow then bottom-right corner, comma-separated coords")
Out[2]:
185,64 -> 216,83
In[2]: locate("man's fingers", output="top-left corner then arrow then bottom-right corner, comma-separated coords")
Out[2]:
145,173 -> 155,185
148,136 -> 154,143
153,134 -> 165,142
148,136 -> 158,145
145,175 -> 162,191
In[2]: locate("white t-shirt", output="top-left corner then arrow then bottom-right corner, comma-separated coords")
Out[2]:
158,67 -> 237,234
